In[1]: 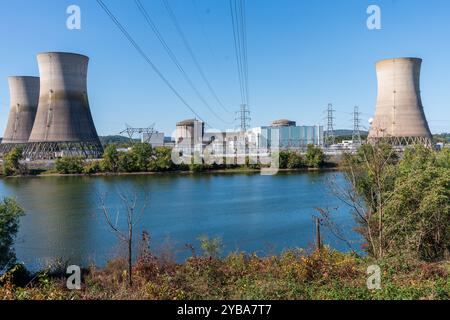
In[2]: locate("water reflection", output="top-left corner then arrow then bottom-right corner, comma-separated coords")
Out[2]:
0,172 -> 361,269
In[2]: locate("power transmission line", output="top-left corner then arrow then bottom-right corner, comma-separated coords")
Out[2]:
161,0 -> 232,115
325,103 -> 335,146
135,0 -> 231,126
352,106 -> 362,143
230,0 -> 250,132
235,104 -> 251,132
96,0 -> 210,127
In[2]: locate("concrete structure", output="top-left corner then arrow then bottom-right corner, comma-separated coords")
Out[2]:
271,119 -> 296,127
247,121 -> 324,152
368,57 -> 432,146
142,131 -> 165,147
26,52 -> 103,158
0,76 -> 40,154
175,119 -> 204,154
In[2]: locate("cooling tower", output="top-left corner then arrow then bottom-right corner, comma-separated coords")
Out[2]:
26,52 -> 103,159
368,57 -> 432,146
1,77 -> 39,153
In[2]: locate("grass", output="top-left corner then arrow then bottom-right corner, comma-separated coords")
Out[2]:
1,247 -> 449,300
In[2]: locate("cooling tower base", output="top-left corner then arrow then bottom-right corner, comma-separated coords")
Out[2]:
0,143 -> 28,156
24,141 -> 103,160
368,136 -> 433,148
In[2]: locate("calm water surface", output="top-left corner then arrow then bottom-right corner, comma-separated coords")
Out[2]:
0,172 -> 361,269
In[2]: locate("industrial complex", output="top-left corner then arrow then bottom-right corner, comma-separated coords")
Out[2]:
0,55 -> 440,161
1,52 -> 103,160
368,57 -> 433,147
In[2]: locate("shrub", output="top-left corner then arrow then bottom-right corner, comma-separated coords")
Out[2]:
83,160 -> 102,175
0,198 -> 25,271
102,145 -> 120,172
305,144 -> 325,168
3,148 -> 25,176
55,156 -> 85,174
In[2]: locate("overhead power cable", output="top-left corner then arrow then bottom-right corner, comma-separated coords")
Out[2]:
161,0 -> 232,115
96,0 -> 209,126
229,0 -> 249,107
135,0 -> 232,126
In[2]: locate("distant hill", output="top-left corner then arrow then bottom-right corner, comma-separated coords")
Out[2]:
99,135 -> 138,146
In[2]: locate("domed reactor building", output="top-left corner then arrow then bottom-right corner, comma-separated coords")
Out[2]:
368,57 -> 432,147
0,76 -> 40,155
25,52 -> 103,159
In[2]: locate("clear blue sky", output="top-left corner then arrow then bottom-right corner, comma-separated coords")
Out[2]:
0,0 -> 449,135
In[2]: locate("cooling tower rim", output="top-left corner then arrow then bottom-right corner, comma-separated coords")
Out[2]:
7,75 -> 40,80
376,57 -> 422,66
37,51 -> 89,60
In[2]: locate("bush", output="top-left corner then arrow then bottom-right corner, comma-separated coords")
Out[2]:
305,144 -> 325,168
3,148 -> 25,176
102,145 -> 120,172
0,198 -> 25,272
83,160 -> 102,175
55,156 -> 85,174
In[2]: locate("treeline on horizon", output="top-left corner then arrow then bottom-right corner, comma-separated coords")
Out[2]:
0,143 -> 328,176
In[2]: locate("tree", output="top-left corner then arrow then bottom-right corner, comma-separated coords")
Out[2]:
305,145 -> 325,168
319,143 -> 398,259
99,188 -> 149,286
0,198 -> 25,272
383,145 -> 450,261
55,156 -> 85,174
3,148 -> 24,176
148,147 -> 175,172
130,143 -> 153,172
102,144 -> 120,172
287,151 -> 304,169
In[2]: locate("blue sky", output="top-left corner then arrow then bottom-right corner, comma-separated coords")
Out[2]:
0,0 -> 449,135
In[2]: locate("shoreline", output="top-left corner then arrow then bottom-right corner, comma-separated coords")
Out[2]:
1,166 -> 340,178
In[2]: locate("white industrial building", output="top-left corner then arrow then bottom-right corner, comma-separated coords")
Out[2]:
247,120 -> 324,152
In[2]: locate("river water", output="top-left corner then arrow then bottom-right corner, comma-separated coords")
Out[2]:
0,171 -> 361,269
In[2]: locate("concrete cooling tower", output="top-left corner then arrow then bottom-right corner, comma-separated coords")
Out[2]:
368,57 -> 432,147
26,52 -> 103,159
0,76 -> 40,154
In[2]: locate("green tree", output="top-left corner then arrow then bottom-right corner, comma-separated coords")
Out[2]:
102,144 -> 120,172
148,147 -> 175,172
118,152 -> 134,172
55,156 -> 85,174
3,148 -> 24,176
130,143 -> 153,172
382,145 -> 450,261
287,151 -> 304,169
0,198 -> 25,271
305,144 -> 325,168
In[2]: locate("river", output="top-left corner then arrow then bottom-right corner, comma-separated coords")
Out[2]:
0,171 -> 361,269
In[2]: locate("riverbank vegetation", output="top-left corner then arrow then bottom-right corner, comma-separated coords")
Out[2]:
0,143 -> 329,177
0,143 -> 449,300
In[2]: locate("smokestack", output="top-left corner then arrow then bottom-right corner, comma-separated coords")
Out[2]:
0,76 -> 39,154
27,52 -> 103,158
368,57 -> 432,146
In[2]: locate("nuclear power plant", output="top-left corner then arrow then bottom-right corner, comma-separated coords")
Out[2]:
0,76 -> 40,154
23,52 -> 102,159
0,52 -> 103,159
368,57 -> 433,147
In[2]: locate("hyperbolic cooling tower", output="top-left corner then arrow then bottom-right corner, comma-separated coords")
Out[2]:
368,57 -> 432,146
1,76 -> 40,147
26,52 -> 103,158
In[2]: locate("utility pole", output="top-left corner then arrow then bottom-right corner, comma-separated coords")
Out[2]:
352,106 -> 362,144
235,104 -> 251,132
325,103 -> 335,146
